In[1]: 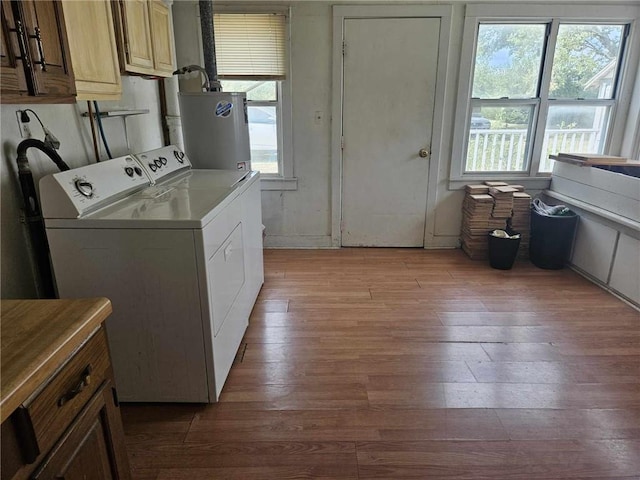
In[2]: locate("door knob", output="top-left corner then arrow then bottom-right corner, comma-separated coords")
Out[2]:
419,148 -> 430,158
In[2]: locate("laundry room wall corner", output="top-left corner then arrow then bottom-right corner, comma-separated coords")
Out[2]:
1,77 -> 166,298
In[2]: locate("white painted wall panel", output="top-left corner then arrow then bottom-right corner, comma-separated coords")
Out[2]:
243,3 -> 333,244
550,163 -> 640,223
609,233 -> 640,304
434,189 -> 465,237
571,217 -> 618,283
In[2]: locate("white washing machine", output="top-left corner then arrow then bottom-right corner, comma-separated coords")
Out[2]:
40,146 -> 264,402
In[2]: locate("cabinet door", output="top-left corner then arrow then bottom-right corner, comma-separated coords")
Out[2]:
17,0 -> 75,99
148,0 -> 175,76
31,381 -> 131,480
120,0 -> 154,73
1,0 -> 28,97
62,0 -> 121,100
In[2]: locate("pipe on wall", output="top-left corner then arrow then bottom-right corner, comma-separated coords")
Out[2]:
198,0 -> 219,91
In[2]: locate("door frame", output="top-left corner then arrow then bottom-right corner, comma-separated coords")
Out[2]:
331,5 -> 454,247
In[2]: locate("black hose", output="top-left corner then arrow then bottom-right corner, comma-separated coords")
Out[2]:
16,138 -> 70,171
16,138 -> 70,298
93,101 -> 113,159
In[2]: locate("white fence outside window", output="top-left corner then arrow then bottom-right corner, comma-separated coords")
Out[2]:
466,128 -> 600,173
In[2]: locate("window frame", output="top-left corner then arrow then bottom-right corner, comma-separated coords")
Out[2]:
213,5 -> 296,190
246,82 -> 283,176
450,4 -> 640,188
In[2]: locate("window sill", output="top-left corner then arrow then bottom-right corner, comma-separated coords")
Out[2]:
260,176 -> 298,191
448,176 -> 551,191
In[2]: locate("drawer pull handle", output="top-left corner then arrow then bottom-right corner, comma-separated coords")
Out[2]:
57,365 -> 93,407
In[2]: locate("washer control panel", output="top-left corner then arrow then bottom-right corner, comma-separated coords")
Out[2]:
134,146 -> 191,184
74,178 -> 95,198
40,155 -> 151,219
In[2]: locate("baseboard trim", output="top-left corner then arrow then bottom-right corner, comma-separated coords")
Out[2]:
264,235 -> 334,248
425,235 -> 461,249
569,264 -> 639,311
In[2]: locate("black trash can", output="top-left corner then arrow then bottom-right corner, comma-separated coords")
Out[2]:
529,209 -> 578,269
488,230 -> 521,270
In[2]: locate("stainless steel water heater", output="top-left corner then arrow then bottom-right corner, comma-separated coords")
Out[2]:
179,91 -> 251,171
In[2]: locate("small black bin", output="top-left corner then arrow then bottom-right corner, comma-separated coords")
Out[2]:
488,230 -> 521,270
530,209 -> 578,269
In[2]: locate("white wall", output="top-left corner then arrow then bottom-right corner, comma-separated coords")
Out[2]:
261,3 -> 333,247
1,76 -> 165,298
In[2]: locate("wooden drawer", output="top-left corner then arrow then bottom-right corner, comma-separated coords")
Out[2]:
31,379 -> 130,480
24,327 -> 111,459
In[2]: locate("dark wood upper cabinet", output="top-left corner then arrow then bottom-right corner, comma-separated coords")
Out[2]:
1,0 -> 28,97
1,0 -> 75,103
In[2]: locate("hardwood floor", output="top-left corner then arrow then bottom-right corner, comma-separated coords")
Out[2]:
121,249 -> 640,479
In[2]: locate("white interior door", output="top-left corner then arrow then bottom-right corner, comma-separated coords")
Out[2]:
341,17 -> 440,247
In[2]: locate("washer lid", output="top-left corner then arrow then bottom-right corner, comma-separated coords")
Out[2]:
43,170 -> 259,229
40,155 -> 151,219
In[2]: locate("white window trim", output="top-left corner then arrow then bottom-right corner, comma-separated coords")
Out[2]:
214,4 -> 295,190
449,3 -> 640,190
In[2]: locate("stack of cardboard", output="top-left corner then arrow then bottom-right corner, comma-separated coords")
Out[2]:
465,184 -> 490,195
460,181 -> 533,261
510,192 -> 532,258
461,186 -> 507,260
489,186 -> 517,218
484,181 -> 509,188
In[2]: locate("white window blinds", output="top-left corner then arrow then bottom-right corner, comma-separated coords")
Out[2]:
214,13 -> 287,80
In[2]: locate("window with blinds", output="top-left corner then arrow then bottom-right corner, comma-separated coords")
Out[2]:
214,13 -> 287,80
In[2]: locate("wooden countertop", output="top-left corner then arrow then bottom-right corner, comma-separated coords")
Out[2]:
1,298 -> 112,423
550,154 -> 640,167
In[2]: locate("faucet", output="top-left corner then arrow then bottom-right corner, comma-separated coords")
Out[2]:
173,64 -> 221,92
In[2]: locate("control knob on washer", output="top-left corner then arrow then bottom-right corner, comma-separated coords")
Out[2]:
74,179 -> 94,198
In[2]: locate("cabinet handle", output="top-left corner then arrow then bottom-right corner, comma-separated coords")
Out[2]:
29,27 -> 47,71
57,365 -> 93,407
11,19 -> 31,69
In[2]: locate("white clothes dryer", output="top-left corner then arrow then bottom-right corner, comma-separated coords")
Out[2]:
40,146 -> 263,402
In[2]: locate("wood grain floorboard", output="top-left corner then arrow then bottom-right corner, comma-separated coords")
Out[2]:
122,249 -> 640,479
466,360 -> 640,384
130,469 -> 160,480
495,408 -> 640,440
356,439 -> 640,479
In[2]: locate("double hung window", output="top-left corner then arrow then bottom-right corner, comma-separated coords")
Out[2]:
214,12 -> 289,177
452,6 -> 634,179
